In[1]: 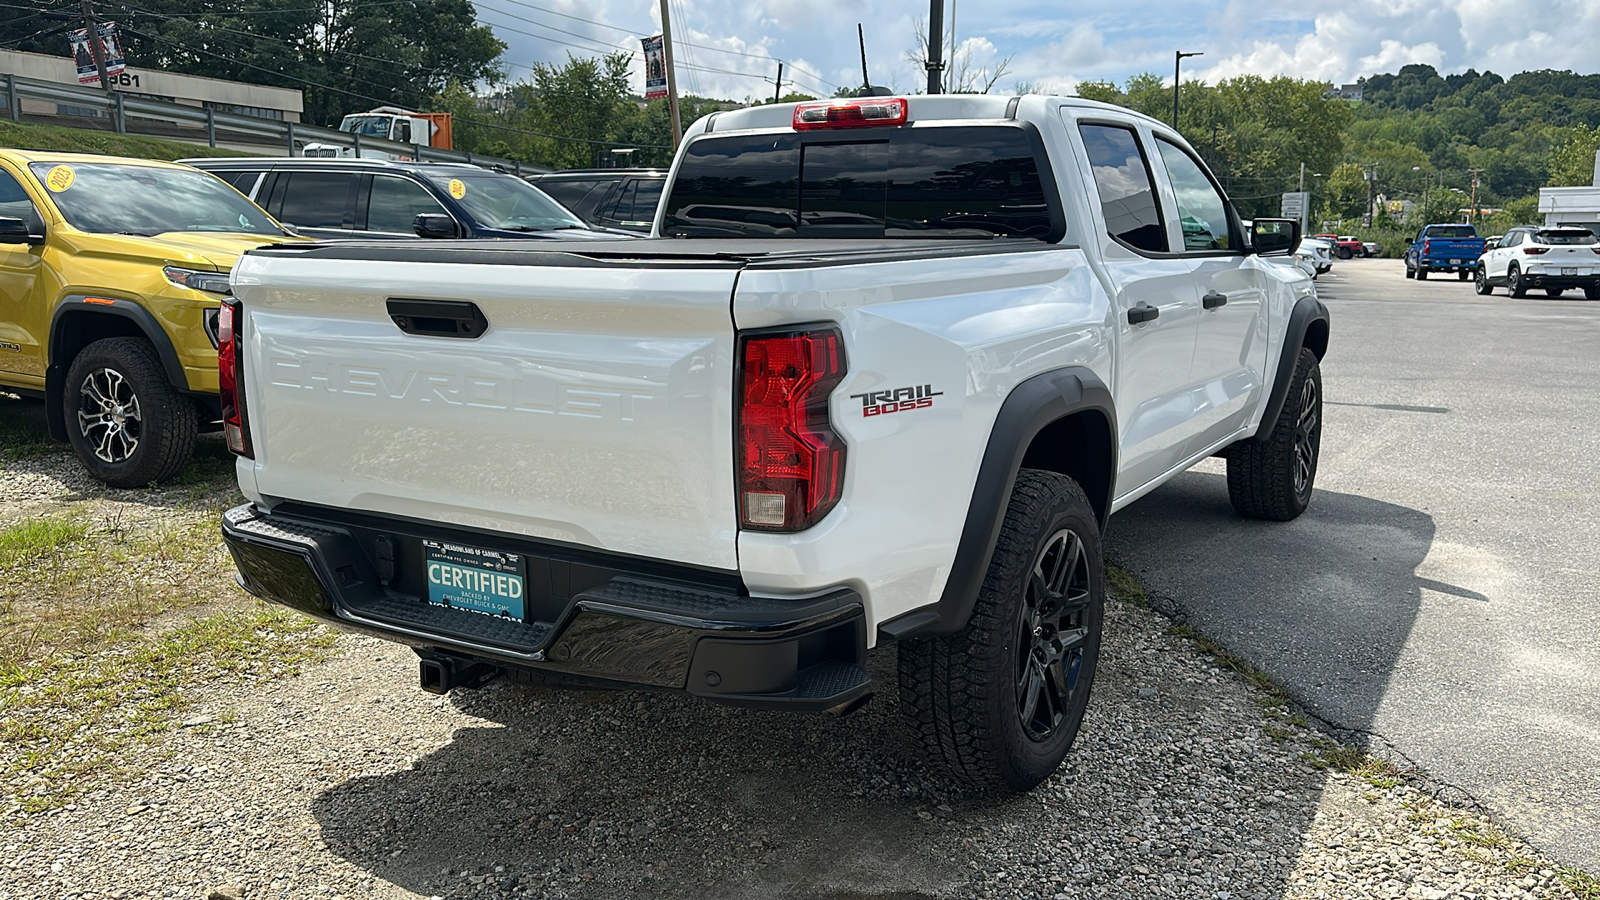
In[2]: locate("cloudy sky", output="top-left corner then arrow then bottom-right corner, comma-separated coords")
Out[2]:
473,0 -> 1600,101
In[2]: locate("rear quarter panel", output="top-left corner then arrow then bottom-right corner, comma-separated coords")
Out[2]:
732,248 -> 1113,634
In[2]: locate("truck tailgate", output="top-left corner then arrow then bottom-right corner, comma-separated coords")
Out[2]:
230,251 -> 740,570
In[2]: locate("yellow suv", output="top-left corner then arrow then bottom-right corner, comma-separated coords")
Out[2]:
0,150 -> 301,486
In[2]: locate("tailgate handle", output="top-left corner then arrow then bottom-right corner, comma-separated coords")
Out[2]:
386,299 -> 487,339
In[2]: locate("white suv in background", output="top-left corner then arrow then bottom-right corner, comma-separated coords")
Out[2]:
1475,226 -> 1600,299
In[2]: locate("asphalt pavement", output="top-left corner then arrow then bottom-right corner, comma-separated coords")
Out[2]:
1108,256 -> 1600,873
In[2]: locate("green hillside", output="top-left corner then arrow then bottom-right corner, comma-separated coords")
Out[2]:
0,120 -> 255,162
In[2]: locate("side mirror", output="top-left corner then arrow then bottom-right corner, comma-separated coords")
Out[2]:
413,213 -> 461,239
0,215 -> 44,246
1250,218 -> 1299,257
394,120 -> 412,143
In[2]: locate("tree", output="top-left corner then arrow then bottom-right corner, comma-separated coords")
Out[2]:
1320,163 -> 1369,221
1549,125 -> 1600,186
903,18 -> 1013,94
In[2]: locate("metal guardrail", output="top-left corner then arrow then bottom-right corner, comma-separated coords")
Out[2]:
1,72 -> 545,175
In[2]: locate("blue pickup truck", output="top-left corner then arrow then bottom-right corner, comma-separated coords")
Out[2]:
1405,224 -> 1486,280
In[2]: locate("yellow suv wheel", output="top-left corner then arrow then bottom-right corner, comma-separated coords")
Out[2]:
63,337 -> 196,487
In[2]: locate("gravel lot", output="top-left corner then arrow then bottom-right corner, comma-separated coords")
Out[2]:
2,396 -> 1595,899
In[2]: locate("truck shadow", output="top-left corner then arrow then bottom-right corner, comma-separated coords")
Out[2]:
1107,469 -> 1436,755
304,474 -> 1435,900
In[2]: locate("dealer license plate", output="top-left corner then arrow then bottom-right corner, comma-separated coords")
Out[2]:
423,540 -> 524,619
1563,268 -> 1578,276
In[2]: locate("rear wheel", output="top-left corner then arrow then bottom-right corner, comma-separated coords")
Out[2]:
899,470 -> 1103,792
1474,265 -> 1493,295
1508,265 -> 1527,298
1337,247 -> 1352,260
1227,347 -> 1322,522
1585,286 -> 1599,300
1458,269 -> 1470,281
1416,265 -> 1429,280
63,337 -> 196,488
1546,288 -> 1565,298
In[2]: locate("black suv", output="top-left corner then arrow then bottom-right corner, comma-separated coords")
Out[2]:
183,157 -> 623,242
524,169 -> 666,233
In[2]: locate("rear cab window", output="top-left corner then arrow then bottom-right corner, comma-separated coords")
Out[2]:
660,125 -> 1062,241
1425,225 -> 1477,238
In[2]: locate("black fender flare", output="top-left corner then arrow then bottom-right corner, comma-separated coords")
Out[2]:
44,297 -> 190,442
877,366 -> 1116,642
1253,294 -> 1329,441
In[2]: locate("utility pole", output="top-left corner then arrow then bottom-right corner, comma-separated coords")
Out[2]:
1173,50 -> 1202,128
80,0 -> 112,93
772,62 -> 783,103
1467,167 -> 1484,223
1299,161 -> 1305,192
657,0 -> 682,148
926,0 -> 945,95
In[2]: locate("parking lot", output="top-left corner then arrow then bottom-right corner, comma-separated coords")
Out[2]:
3,256 -> 1597,899
1111,256 -> 1600,875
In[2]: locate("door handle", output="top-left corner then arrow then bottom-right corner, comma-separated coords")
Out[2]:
1127,302 -> 1159,325
1202,291 -> 1228,310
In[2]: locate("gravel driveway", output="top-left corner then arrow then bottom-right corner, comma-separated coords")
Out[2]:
2,394 -> 1593,899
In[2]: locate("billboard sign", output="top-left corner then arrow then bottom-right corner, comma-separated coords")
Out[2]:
641,34 -> 667,99
69,22 -> 127,84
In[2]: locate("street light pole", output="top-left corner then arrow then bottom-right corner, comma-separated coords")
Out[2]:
1173,50 -> 1202,128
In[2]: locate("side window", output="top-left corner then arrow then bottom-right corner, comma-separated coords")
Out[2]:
537,179 -> 615,218
627,179 -> 663,223
366,175 -> 447,233
1154,139 -> 1234,252
277,172 -> 355,229
1502,231 -> 1522,248
1077,124 -> 1168,253
0,168 -> 44,233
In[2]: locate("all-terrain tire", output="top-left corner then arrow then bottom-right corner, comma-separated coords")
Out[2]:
63,337 -> 196,487
898,470 -> 1104,793
1474,265 -> 1493,295
1226,347 -> 1322,521
1508,265 -> 1527,298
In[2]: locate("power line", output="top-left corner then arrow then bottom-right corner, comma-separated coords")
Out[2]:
124,26 -> 669,148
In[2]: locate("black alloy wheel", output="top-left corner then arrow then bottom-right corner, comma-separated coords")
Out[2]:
1292,373 -> 1321,502
1015,528 -> 1093,742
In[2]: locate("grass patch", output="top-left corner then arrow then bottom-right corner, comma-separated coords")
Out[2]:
0,119 -> 257,161
1,603 -> 335,813
1301,738 -> 1408,788
1560,867 -> 1600,899
0,515 -> 88,567
1105,564 -> 1148,606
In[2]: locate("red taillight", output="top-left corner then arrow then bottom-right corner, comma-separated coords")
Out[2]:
1423,239 -> 1431,254
793,97 -> 908,130
737,327 -> 846,532
1524,246 -> 1549,255
218,298 -> 252,458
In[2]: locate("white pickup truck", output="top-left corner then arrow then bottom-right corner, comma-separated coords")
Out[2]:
220,95 -> 1328,791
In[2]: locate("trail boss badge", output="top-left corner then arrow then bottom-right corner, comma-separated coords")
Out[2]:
851,384 -> 942,416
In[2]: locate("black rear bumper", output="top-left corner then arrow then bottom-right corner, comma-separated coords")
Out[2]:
1522,273 -> 1600,290
221,504 -> 870,711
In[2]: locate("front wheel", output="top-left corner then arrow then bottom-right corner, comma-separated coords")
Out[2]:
1337,248 -> 1352,260
899,470 -> 1104,792
63,337 -> 196,488
1227,347 -> 1322,521
1474,265 -> 1493,295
